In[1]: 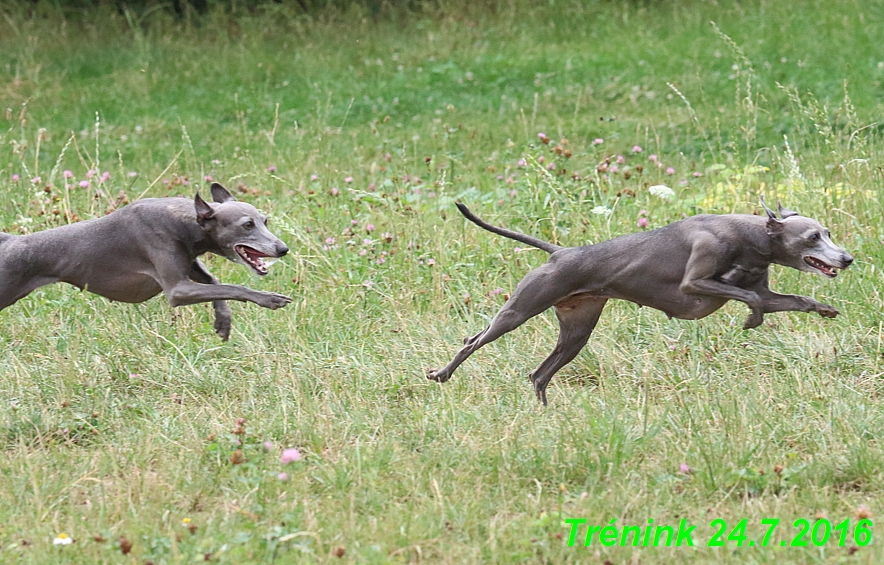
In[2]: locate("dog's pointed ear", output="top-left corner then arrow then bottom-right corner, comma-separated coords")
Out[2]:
194,193 -> 215,226
777,201 -> 799,219
210,182 -> 236,204
760,196 -> 784,236
766,216 -> 785,236
759,195 -> 778,220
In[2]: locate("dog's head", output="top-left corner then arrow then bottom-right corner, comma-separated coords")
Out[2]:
761,198 -> 853,278
194,183 -> 289,276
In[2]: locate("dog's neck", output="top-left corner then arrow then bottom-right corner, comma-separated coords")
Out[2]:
190,228 -> 227,259
732,219 -> 777,266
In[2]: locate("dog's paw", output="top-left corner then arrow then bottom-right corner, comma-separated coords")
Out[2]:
816,304 -> 839,319
214,317 -> 232,341
259,292 -> 292,310
214,303 -> 232,341
742,311 -> 764,330
426,368 -> 449,383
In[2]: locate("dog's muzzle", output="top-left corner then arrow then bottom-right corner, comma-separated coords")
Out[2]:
804,253 -> 852,278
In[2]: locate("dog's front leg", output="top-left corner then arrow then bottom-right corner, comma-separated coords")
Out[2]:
754,286 -> 839,319
154,257 -> 291,312
679,237 -> 765,328
745,272 -> 839,320
681,278 -> 765,328
189,260 -> 233,340
166,281 -> 291,310
761,292 -> 839,319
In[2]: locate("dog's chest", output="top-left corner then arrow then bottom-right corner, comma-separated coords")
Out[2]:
716,264 -> 767,287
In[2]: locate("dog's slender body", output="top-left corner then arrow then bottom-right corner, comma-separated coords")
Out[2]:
428,201 -> 853,404
0,183 -> 291,339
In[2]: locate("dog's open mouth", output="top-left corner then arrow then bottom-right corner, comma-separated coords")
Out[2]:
804,256 -> 838,278
236,245 -> 274,276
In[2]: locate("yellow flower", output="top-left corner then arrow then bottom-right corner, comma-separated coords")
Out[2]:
53,533 -> 73,546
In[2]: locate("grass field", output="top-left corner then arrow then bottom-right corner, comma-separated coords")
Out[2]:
1,0 -> 884,562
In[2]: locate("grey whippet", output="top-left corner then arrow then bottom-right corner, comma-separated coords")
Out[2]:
0,183 -> 291,339
428,200 -> 853,404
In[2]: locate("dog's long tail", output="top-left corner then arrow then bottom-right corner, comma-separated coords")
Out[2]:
455,202 -> 563,254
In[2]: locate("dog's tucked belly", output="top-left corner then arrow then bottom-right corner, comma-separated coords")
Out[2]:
664,295 -> 730,320
65,274 -> 163,303
570,289 -> 729,320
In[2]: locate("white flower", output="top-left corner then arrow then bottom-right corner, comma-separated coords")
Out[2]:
649,184 -> 675,199
53,533 -> 73,546
591,205 -> 613,216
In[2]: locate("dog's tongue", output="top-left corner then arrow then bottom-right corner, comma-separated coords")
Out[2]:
247,250 -> 265,262
237,245 -> 273,274
247,249 -> 278,270
805,256 -> 836,277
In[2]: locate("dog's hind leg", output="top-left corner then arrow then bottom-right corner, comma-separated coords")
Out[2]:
530,297 -> 608,405
0,272 -> 58,311
0,241 -> 58,311
188,260 -> 234,340
427,264 -> 570,384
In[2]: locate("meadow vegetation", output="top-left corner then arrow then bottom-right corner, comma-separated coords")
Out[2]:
1,0 -> 884,562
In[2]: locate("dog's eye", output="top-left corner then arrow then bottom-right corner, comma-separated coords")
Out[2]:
243,220 -> 255,229
264,218 -> 269,226
809,232 -> 821,241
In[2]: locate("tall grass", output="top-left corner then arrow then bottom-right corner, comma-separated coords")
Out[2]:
1,0 -> 884,563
